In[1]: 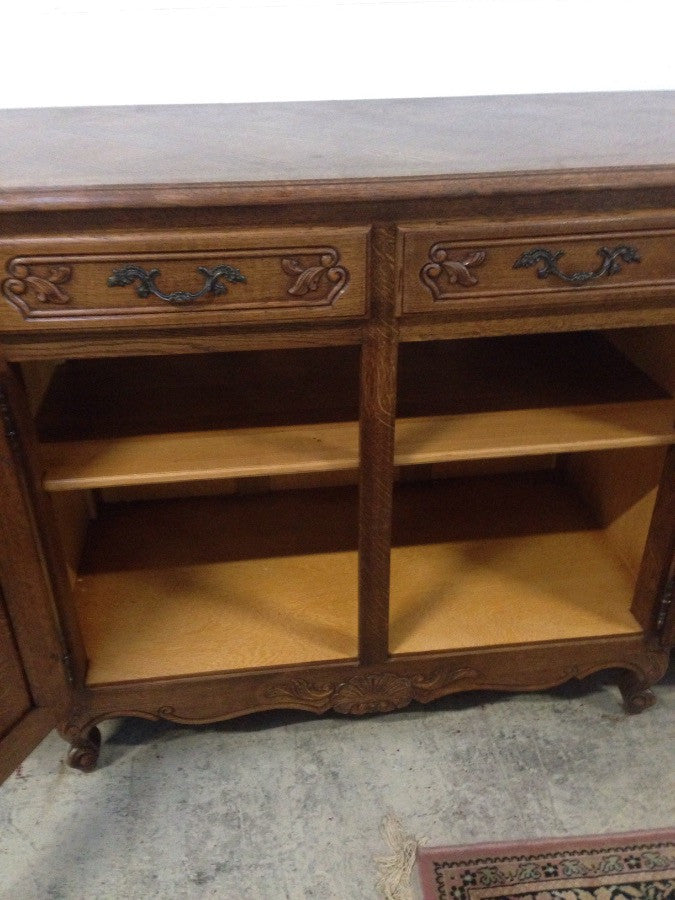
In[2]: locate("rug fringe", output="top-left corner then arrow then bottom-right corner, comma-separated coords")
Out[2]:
375,813 -> 425,900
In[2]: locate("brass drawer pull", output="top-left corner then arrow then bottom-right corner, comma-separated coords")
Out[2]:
107,264 -> 246,306
513,245 -> 640,286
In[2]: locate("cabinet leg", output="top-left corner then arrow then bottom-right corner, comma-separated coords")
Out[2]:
617,670 -> 657,714
616,650 -> 669,714
58,722 -> 102,772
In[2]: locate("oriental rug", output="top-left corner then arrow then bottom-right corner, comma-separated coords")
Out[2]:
416,829 -> 674,900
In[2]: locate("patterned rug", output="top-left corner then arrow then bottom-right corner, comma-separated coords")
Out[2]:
416,830 -> 675,899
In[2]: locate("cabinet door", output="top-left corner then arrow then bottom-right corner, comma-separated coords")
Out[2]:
0,588 -> 55,783
0,362 -> 71,784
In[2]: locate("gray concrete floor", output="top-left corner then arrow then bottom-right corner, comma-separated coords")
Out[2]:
1,668 -> 673,900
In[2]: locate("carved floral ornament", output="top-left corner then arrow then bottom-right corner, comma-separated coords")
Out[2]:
281,249 -> 349,305
420,243 -> 487,301
264,668 -> 478,715
2,260 -> 73,310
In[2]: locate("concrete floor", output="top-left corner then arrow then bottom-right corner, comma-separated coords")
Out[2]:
1,668 -> 673,900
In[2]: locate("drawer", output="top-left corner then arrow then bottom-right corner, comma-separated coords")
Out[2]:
399,215 -> 675,316
0,226 -> 369,331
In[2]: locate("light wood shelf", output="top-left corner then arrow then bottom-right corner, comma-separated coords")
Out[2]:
37,332 -> 674,491
389,474 -> 643,656
395,398 -> 673,465
75,470 -> 647,685
75,488 -> 360,684
41,399 -> 673,491
42,422 -> 360,491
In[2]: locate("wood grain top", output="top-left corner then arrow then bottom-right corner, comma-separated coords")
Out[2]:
1,92 -> 673,210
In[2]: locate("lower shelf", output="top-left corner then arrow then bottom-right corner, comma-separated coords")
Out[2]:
75,488 -> 359,684
389,473 -> 643,655
72,464 -> 648,685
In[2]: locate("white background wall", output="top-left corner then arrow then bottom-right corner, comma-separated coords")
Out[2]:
2,1 -> 673,108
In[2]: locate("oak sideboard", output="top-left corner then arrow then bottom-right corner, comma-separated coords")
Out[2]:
0,93 -> 673,778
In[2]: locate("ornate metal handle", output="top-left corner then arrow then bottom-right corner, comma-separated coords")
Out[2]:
513,245 -> 640,286
107,264 -> 246,306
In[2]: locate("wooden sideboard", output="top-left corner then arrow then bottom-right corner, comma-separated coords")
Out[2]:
0,93 -> 673,779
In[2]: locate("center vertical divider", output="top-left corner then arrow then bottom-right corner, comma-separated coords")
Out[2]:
358,224 -> 399,665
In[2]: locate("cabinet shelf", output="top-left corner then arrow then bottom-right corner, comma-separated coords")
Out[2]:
389,471 -> 644,656
42,421 -> 360,491
38,346 -> 360,492
394,399 -> 673,466
75,487 -> 359,684
38,332 -> 673,492
40,399 -> 673,492
74,464 -> 648,686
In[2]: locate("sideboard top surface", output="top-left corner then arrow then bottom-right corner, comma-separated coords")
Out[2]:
1,92 -> 674,211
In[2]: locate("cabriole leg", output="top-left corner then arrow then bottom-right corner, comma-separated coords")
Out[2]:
58,722 -> 102,772
617,650 -> 669,714
618,670 -> 657,714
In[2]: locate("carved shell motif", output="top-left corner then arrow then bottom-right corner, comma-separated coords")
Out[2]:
333,673 -> 413,715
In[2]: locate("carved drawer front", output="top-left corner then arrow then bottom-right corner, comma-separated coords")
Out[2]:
399,215 -> 675,316
0,226 -> 369,331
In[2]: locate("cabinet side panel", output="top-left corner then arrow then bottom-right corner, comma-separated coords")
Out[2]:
563,447 -> 664,579
631,446 -> 674,638
49,492 -> 92,588
606,325 -> 675,395
563,446 -> 674,632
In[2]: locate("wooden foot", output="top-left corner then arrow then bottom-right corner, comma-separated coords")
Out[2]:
59,723 -> 102,772
617,670 -> 657,715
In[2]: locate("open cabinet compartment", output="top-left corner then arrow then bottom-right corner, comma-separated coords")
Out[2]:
389,326 -> 674,656
60,485 -> 361,684
32,345 -> 365,684
35,346 -> 362,491
23,326 -> 674,688
388,446 -> 664,655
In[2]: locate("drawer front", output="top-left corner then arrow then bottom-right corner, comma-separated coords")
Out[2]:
400,216 -> 675,316
0,226 -> 369,331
